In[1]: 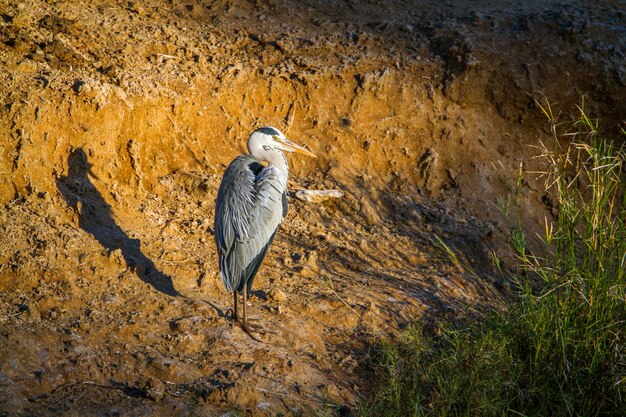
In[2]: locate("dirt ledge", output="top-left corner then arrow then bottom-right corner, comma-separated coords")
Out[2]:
0,0 -> 624,415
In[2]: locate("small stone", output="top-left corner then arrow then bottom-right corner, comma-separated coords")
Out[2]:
305,251 -> 318,267
268,288 -> 286,303
30,50 -> 45,62
367,301 -> 379,314
143,377 -> 165,401
78,320 -> 91,332
320,383 -> 342,403
109,248 -> 125,267
25,303 -> 41,321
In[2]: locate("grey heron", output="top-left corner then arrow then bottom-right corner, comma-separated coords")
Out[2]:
214,126 -> 316,339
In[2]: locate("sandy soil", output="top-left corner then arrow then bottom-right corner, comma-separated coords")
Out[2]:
0,0 -> 624,415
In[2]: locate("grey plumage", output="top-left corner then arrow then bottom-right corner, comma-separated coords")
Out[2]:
214,155 -> 287,295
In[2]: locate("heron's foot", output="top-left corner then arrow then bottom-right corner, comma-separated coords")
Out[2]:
228,308 -> 238,322
240,321 -> 265,342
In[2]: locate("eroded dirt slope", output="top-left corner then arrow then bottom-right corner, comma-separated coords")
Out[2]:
0,0 -> 624,415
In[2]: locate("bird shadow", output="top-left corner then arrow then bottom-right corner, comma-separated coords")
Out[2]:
56,148 -> 179,297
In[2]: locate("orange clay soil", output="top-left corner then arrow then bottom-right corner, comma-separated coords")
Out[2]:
0,0 -> 624,415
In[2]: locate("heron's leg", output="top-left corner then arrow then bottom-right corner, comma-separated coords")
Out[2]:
242,284 -> 248,328
241,284 -> 263,341
233,291 -> 239,322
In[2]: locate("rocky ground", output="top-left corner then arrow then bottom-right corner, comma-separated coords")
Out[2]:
0,0 -> 624,415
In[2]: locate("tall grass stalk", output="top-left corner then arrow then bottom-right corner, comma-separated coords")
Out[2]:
363,107 -> 625,416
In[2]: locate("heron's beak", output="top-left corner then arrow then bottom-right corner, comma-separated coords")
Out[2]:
279,137 -> 317,158
87,168 -> 100,181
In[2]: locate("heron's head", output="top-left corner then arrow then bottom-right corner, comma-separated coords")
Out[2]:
247,126 -> 316,158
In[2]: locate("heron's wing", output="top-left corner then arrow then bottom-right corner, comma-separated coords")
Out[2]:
214,155 -> 287,293
282,191 -> 288,217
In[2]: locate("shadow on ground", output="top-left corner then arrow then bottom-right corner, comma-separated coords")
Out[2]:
56,148 -> 180,297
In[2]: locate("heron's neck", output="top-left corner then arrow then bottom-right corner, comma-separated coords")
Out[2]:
265,150 -> 289,180
248,141 -> 289,182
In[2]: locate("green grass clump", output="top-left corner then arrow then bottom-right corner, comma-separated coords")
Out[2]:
363,106 -> 626,417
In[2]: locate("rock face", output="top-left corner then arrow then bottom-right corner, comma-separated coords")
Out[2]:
0,0 -> 624,415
